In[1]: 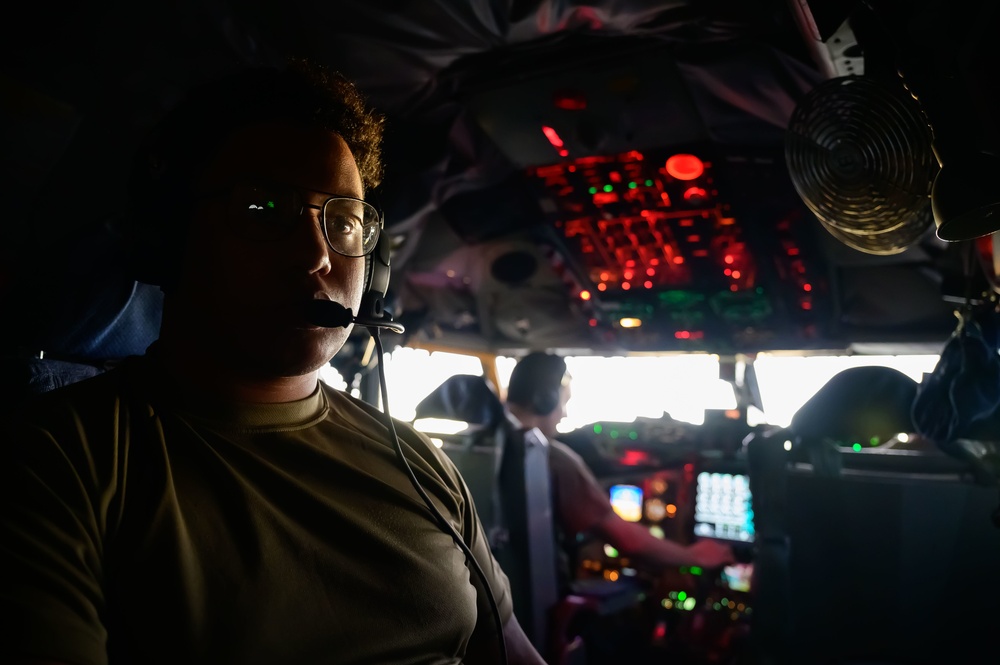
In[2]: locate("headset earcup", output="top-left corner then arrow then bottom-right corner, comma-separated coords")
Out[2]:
358,233 -> 391,319
532,386 -> 561,416
124,148 -> 189,289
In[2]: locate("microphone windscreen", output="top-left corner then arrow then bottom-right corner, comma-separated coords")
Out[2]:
304,300 -> 354,329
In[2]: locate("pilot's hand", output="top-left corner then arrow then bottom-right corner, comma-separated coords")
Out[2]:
686,539 -> 736,569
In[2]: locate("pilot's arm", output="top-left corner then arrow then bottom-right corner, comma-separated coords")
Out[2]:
548,440 -> 734,571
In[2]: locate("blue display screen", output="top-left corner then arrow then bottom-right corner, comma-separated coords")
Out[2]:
693,472 -> 755,543
609,484 -> 644,522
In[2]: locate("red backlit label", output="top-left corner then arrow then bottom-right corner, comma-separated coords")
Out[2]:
665,154 -> 705,180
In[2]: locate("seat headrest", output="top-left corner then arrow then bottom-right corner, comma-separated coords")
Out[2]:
413,374 -> 505,427
791,366 -> 917,441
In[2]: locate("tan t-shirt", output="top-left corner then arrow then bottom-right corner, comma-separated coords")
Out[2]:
0,355 -> 511,665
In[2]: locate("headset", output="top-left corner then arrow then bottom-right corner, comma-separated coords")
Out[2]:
508,352 -> 567,416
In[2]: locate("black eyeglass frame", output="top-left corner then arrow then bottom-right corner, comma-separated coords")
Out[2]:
196,180 -> 384,259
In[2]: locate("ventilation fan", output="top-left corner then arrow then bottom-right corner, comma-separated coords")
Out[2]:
786,76 -> 938,255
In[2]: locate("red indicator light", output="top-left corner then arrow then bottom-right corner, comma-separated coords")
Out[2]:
675,331 -> 691,339
802,301 -> 812,310
600,272 -> 610,281
622,282 -> 631,290
625,259 -> 636,268
693,249 -> 708,257
624,270 -> 634,280
589,318 -> 598,326
646,268 -> 655,277
673,256 -> 685,265
622,449 -> 652,466
724,269 -> 732,276
665,154 -> 705,180
644,280 -> 653,289
731,270 -> 741,279
553,90 -> 587,110
592,192 -> 619,205
724,255 -> 734,265
660,192 -> 672,205
558,149 -> 569,157
568,165 -> 577,172
650,258 -> 660,266
683,186 -> 708,201
541,125 -> 564,148
597,283 -> 607,291
609,171 -> 622,183
687,235 -> 701,243
803,283 -> 813,292
580,290 -> 592,300
730,285 -> 739,292
787,247 -> 800,256
680,218 -> 694,227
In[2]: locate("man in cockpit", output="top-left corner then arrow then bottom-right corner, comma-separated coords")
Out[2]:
1,60 -> 545,665
505,352 -> 735,584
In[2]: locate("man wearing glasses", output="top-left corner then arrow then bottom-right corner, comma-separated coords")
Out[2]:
1,60 -> 545,665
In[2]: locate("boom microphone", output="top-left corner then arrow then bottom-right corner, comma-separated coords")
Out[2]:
305,299 -> 405,334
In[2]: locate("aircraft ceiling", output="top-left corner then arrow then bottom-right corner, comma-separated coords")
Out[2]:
2,0 -> 995,362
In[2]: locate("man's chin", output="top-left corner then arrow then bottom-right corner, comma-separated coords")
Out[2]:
231,328 -> 350,379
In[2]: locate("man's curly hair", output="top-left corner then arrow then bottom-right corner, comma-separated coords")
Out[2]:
283,57 -> 384,191
125,58 -> 385,287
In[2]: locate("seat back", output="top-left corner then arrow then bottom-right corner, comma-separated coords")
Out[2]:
748,430 -> 1000,665
414,375 -> 560,651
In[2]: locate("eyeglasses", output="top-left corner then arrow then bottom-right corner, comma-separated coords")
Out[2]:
212,181 -> 382,258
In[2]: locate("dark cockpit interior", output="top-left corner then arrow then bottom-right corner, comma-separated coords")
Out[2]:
3,1 -> 1000,664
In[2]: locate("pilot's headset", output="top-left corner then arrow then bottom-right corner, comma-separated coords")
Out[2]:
507,352 -> 568,416
122,66 -> 393,323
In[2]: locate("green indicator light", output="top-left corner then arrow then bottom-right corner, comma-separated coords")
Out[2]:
645,179 -> 653,186
628,181 -> 637,189
679,566 -> 689,575
683,597 -> 697,611
604,545 -> 619,558
594,424 -> 603,434
852,443 -> 862,452
603,184 -> 613,192
267,200 -> 276,208
669,591 -> 678,599
610,430 -> 619,439
629,431 -> 638,440
756,287 -> 764,294
690,566 -> 703,576
713,603 -> 722,611
588,187 -> 597,194
721,598 -> 728,606
870,436 -> 880,446
677,591 -> 687,601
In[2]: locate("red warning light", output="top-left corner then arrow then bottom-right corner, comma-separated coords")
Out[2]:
624,270 -> 634,280
665,154 -> 705,181
644,280 -> 653,289
541,125 -> 564,148
675,331 -> 691,339
683,186 -> 708,202
724,255 -> 735,265
731,270 -> 742,279
553,90 -> 587,111
597,283 -> 607,291
622,282 -> 631,290
803,283 -> 813,292
646,268 -> 656,277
